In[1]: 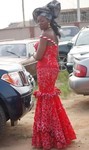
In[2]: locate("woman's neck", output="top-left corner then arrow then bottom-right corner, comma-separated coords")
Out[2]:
43,27 -> 52,31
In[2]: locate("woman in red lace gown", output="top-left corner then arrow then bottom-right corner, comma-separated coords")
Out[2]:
32,1 -> 76,149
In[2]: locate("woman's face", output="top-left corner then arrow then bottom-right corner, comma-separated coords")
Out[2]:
37,15 -> 49,30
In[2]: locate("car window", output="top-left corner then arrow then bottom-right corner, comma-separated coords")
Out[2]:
28,42 -> 37,56
0,44 -> 26,57
75,29 -> 89,46
59,44 -> 70,51
60,26 -> 79,42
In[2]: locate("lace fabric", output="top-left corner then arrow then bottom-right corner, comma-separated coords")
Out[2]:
32,39 -> 76,149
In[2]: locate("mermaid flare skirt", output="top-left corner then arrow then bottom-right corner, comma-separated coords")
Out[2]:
32,67 -> 76,149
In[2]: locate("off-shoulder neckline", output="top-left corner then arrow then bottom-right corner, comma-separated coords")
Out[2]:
40,35 -> 58,46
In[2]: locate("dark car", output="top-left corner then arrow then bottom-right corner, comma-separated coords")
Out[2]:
58,26 -> 80,70
59,25 -> 80,42
0,61 -> 35,133
58,41 -> 72,70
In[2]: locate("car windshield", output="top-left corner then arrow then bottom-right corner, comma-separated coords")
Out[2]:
60,26 -> 79,42
75,29 -> 89,46
0,44 -> 26,57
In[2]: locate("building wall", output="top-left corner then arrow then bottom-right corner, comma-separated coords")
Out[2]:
60,8 -> 89,23
0,21 -> 89,41
0,27 -> 34,41
0,7 -> 89,41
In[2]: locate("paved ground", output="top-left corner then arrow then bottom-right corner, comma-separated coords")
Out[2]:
0,93 -> 89,150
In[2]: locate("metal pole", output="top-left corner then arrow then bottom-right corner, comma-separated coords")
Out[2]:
22,0 -> 25,27
77,0 -> 80,22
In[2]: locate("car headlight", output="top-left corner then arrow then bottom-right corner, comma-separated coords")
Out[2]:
1,71 -> 29,87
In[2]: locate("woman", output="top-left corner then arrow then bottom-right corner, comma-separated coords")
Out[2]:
32,1 -> 76,149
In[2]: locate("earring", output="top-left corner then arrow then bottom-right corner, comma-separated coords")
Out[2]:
48,23 -> 51,28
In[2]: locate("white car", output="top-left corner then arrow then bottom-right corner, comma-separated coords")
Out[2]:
0,38 -> 38,77
67,26 -> 89,73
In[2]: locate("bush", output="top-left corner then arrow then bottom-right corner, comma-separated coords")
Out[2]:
56,71 -> 72,98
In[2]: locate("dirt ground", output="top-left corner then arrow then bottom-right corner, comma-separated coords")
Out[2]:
0,93 -> 89,150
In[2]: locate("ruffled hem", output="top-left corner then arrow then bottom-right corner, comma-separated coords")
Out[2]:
33,87 -> 61,99
32,87 -> 76,149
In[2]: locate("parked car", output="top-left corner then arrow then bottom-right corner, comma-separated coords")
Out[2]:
0,60 -> 35,133
58,25 -> 80,70
67,26 -> 89,73
59,25 -> 80,42
58,41 -> 72,70
69,53 -> 89,95
0,39 -> 38,78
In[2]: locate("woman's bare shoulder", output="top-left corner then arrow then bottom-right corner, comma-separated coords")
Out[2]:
42,29 -> 54,40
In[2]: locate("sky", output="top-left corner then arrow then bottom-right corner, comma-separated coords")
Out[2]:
0,0 -> 89,29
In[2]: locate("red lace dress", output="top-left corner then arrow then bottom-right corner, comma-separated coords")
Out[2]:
32,36 -> 76,150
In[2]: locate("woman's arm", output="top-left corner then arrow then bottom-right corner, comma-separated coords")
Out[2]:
33,35 -> 48,61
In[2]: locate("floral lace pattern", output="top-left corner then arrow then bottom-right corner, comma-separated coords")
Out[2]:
32,39 -> 76,149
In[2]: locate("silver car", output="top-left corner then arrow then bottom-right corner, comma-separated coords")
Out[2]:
67,26 -> 89,74
69,53 -> 89,95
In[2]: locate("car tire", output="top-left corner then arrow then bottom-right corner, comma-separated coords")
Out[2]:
0,105 -> 6,134
59,54 -> 67,71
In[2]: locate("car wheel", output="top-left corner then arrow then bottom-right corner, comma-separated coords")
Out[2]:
0,105 -> 6,133
59,54 -> 67,71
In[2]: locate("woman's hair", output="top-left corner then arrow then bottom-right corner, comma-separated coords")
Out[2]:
32,0 -> 61,38
50,19 -> 61,38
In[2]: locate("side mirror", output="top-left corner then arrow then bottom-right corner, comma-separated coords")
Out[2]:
67,42 -> 73,50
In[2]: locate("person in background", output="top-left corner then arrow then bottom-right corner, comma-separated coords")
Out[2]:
31,0 -> 76,149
